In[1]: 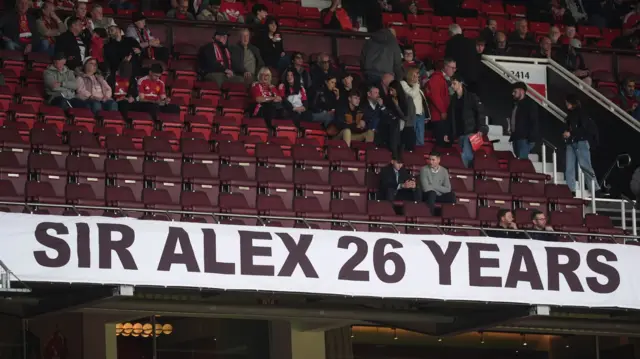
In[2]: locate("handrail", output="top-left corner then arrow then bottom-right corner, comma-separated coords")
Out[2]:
2,200 -> 639,241
541,139 -> 558,184
546,57 -> 640,134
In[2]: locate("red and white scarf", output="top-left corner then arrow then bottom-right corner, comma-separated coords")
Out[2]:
138,27 -> 155,59
213,42 -> 231,70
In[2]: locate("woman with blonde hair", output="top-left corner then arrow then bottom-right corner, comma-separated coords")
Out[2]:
401,66 -> 429,146
250,67 -> 282,128
76,57 -> 118,114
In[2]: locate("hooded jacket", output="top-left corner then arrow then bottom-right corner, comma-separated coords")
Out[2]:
76,72 -> 112,100
43,64 -> 77,103
360,28 -> 403,80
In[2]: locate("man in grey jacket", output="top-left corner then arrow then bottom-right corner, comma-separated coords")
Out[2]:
420,151 -> 456,213
360,28 -> 404,85
43,52 -> 88,109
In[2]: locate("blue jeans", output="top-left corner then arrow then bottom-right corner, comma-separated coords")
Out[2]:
311,111 -> 334,126
4,39 -> 23,51
41,40 -> 55,56
414,114 -> 426,146
87,99 -> 119,114
565,140 -> 600,192
50,97 -> 89,110
459,135 -> 474,168
513,139 -> 534,159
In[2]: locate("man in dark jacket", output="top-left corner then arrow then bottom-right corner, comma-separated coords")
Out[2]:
105,25 -> 142,82
310,52 -> 338,88
54,17 -> 89,71
360,28 -> 404,85
509,82 -> 539,159
229,28 -> 264,85
379,155 -> 421,202
333,90 -> 374,147
480,19 -> 497,52
0,0 -> 40,53
447,74 -> 488,168
198,29 -> 243,86
445,24 -> 479,94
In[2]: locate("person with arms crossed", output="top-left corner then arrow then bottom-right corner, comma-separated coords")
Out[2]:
420,151 -> 456,213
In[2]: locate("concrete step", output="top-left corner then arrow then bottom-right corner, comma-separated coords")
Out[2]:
531,161 -> 565,183
488,124 -> 503,137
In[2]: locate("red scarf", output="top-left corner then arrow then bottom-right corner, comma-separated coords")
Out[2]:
176,12 -> 188,20
18,15 -> 31,44
138,27 -> 155,59
114,76 -> 130,101
213,42 -> 231,70
43,16 -> 57,44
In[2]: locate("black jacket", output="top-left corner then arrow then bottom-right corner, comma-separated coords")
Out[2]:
509,96 -> 539,143
310,85 -> 339,113
554,46 -> 588,73
480,27 -> 496,51
565,107 -> 599,147
445,34 -> 479,83
229,42 -> 264,77
448,90 -> 488,138
0,10 -> 40,49
55,30 -> 90,71
379,163 -> 414,199
104,37 -> 142,75
254,32 -> 284,69
310,64 -> 338,88
197,41 -> 232,75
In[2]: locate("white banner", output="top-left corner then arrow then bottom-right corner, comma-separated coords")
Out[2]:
497,62 -> 548,98
0,213 -> 638,309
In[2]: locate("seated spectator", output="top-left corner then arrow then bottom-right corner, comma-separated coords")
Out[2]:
125,12 -> 170,63
402,46 -> 430,85
322,0 -> 354,31
554,40 -> 592,86
229,28 -> 264,85
250,67 -> 282,129
549,26 -> 561,44
330,90 -> 374,147
490,31 -> 509,55
337,73 -> 354,105
475,38 -> 486,55
420,151 -> 456,213
310,53 -> 338,88
217,0 -> 245,23
44,52 -> 86,109
90,5 -> 116,29
90,28 -> 107,64
198,29 -> 243,86
105,25 -> 142,82
76,57 -> 117,114
379,155 -> 421,202
486,209 -> 527,239
55,16 -> 90,71
278,68 -> 311,125
508,19 -> 536,44
255,18 -> 286,70
447,74 -> 487,168
533,36 -> 552,58
246,3 -> 269,25
623,3 -> 640,35
310,75 -> 340,126
135,64 -> 180,119
113,60 -> 137,116
615,78 -> 640,120
529,210 -> 557,242
0,0 -> 40,53
388,79 -> 415,155
559,25 -> 580,46
401,67 -> 427,147
290,51 -> 312,90
65,1 -> 92,42
361,28 -> 404,85
480,19 -> 498,52
167,0 -> 195,20
37,1 -> 66,56
425,58 -> 455,146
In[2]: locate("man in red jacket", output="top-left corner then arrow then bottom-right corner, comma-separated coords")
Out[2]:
425,58 -> 456,146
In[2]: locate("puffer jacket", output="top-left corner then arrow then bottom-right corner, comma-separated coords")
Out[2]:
43,65 -> 77,103
360,28 -> 403,81
76,73 -> 112,100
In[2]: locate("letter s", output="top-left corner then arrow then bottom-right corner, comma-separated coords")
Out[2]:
34,222 -> 71,268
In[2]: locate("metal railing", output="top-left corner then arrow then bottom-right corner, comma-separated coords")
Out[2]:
541,139 -> 559,184
2,200 -> 639,243
0,259 -> 31,293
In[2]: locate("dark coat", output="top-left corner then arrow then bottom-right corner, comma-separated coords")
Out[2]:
509,96 -> 540,143
0,10 -> 40,49
197,41 -> 232,75
229,42 -> 264,77
565,107 -> 599,147
310,85 -> 339,113
448,90 -> 488,138
55,30 -> 90,71
254,32 -> 284,69
445,34 -> 479,83
104,36 -> 142,75
379,163 -> 414,199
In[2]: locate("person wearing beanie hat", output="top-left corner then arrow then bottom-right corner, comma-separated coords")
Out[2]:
133,63 -> 180,120
125,12 -> 169,62
198,28 -> 245,86
508,81 -> 539,159
76,57 -> 117,114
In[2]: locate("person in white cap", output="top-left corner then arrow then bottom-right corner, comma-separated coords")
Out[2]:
76,57 -> 118,114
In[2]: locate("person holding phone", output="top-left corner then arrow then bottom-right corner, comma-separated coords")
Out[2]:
379,155 -> 421,202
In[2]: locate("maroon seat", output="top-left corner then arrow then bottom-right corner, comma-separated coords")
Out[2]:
508,158 -> 548,193
477,206 -> 499,227
441,203 -> 481,226
29,126 -> 68,169
449,177 -> 478,217
365,148 -> 393,170
256,143 -> 294,182
327,146 -> 366,186
143,136 -> 182,177
219,192 -> 258,217
584,213 -> 614,229
28,152 -> 66,197
64,182 -> 105,216
0,176 -> 25,212
256,194 -> 296,227
545,183 -> 583,213
514,208 -> 535,229
511,181 -> 548,215
550,210 -> 583,227
292,196 -> 332,230
590,228 -> 626,244
475,178 -> 511,212
403,201 -> 435,223
367,200 -> 406,224
25,180 -> 66,207
68,129 -> 106,171
334,184 -> 368,212
292,144 -> 330,183
401,150 -> 426,175
105,158 -> 144,201
474,155 -> 510,192
441,153 -> 474,190
294,171 -> 331,211
105,135 -> 144,173
330,198 -> 369,231
142,188 -> 181,219
181,137 -> 219,179
218,141 -> 256,181
0,125 -> 30,167
144,163 -> 182,204
105,186 -> 144,211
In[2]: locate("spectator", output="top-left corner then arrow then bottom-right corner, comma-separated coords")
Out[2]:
290,51 -> 312,90
563,94 -> 600,195
0,0 -> 40,53
229,28 -> 264,86
551,0 -> 572,24
125,12 -> 170,63
487,209 -> 526,239
135,63 -> 180,119
388,79 -> 415,155
198,29 -> 241,86
401,66 -> 428,147
76,57 -> 117,114
508,82 -> 539,160
559,25 -> 580,46
475,38 -> 486,55
566,0 -> 588,24
217,0 -> 246,23
587,0 -> 629,29
611,32 -> 640,50
44,52 -> 85,109
65,1 -> 92,42
167,0 -> 195,20
480,19 -> 498,52
445,24 -> 479,93
362,84 -> 389,143
402,46 -> 430,85
278,68 -> 311,125
534,36 -> 552,58
310,74 -> 340,126
379,155 -> 421,202
104,25 -> 142,81
378,72 -> 395,106
37,1 -> 66,56
425,58 -> 455,146
332,90 -> 374,147
322,0 -> 354,31
508,19 -> 536,43
361,28 -> 403,85
310,53 -> 338,88
109,0 -> 134,11
255,17 -> 286,70
447,74 -> 487,168
113,60 -> 137,115
250,67 -> 281,129
337,73 -> 354,99
490,31 -> 509,55
549,25 -> 561,44
615,78 -> 640,120
55,16 -> 90,71
529,210 -> 557,242
420,151 -> 455,213
90,28 -> 107,64
555,40 -> 592,86
90,5 -> 116,29
246,3 -> 269,25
